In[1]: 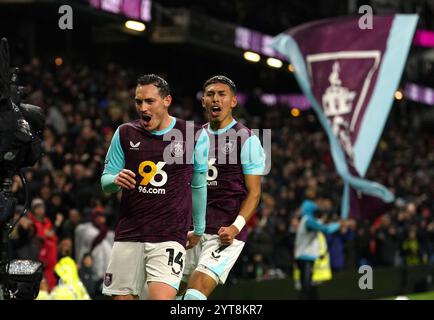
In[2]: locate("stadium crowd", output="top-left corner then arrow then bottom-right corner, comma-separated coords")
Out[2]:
7,58 -> 433,298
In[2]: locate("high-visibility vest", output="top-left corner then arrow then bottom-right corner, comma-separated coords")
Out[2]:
293,232 -> 332,285
312,232 -> 332,282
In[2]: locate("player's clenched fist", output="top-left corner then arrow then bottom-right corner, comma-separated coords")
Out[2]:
114,169 -> 136,190
186,231 -> 201,249
218,225 -> 239,245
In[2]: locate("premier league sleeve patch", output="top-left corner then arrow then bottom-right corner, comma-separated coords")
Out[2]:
104,273 -> 113,287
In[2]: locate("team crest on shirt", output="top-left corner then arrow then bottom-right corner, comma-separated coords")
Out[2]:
170,140 -> 185,157
221,139 -> 236,155
104,273 -> 113,287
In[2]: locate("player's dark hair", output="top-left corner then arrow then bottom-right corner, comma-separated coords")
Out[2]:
137,74 -> 170,98
203,75 -> 237,95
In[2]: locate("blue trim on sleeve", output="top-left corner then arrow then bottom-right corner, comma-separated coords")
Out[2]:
101,173 -> 121,194
103,128 -> 125,175
191,171 -> 207,235
241,135 -> 266,175
193,129 -> 210,173
101,128 -> 124,193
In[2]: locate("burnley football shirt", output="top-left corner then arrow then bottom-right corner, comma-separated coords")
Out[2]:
204,119 -> 265,242
103,117 -> 209,246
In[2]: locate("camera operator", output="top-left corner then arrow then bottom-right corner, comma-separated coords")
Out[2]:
0,37 -> 46,300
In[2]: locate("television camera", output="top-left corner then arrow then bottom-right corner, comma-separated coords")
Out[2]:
0,38 -> 45,300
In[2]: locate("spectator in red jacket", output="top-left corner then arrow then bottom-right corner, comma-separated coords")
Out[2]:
29,198 -> 58,289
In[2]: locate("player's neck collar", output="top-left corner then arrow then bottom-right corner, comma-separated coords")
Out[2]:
207,119 -> 237,135
150,116 -> 176,135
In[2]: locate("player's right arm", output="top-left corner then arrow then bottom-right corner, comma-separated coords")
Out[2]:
186,128 -> 209,249
218,134 -> 265,245
101,128 -> 136,194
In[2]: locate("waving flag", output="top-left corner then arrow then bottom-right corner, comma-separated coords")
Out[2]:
271,15 -> 418,218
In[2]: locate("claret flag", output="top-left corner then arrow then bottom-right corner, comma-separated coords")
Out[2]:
272,15 -> 418,218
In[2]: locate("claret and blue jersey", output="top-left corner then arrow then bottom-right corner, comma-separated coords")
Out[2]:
101,116 -> 209,246
204,119 -> 266,242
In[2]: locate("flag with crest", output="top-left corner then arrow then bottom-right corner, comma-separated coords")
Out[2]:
272,15 -> 418,218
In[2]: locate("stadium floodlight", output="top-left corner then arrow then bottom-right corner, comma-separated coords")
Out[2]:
243,51 -> 261,62
394,90 -> 403,100
291,108 -> 301,117
266,57 -> 283,68
55,57 -> 63,66
125,20 -> 146,32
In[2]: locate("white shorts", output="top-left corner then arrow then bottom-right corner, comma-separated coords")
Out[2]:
182,234 -> 245,285
102,241 -> 186,296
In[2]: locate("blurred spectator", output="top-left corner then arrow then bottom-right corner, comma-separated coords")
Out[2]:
10,207 -> 39,261
35,277 -> 51,300
402,227 -> 421,266
28,198 -> 58,290
326,216 -> 355,272
354,220 -> 373,267
79,253 -> 100,299
47,257 -> 91,300
271,220 -> 293,276
246,226 -> 274,272
74,207 -> 114,281
58,237 -> 73,259
46,191 -> 68,224
57,208 -> 82,251
373,214 -> 401,266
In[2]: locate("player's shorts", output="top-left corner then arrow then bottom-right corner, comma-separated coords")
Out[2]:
102,241 -> 186,296
182,234 -> 245,285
